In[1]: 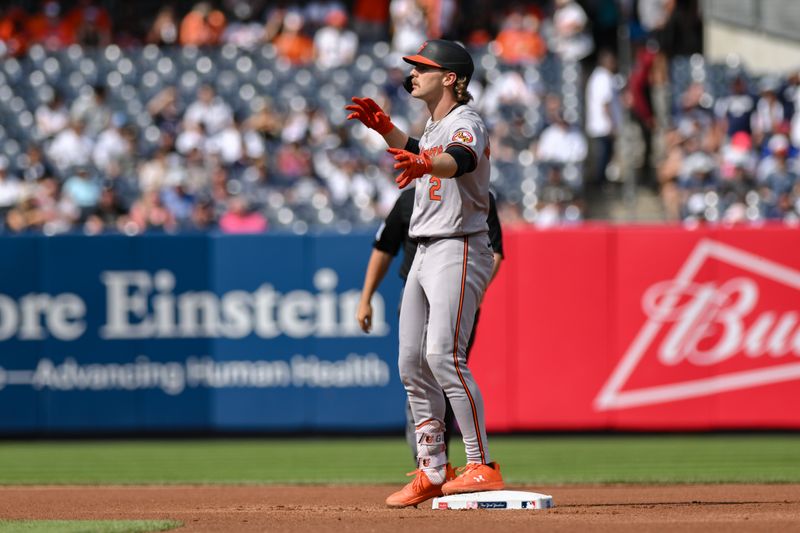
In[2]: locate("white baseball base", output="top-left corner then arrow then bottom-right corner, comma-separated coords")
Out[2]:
431,490 -> 554,510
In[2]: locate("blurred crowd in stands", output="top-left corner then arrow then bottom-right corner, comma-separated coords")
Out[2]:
0,0 -> 797,235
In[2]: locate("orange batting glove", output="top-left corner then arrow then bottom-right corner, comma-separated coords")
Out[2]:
388,148 -> 432,189
345,97 -> 395,135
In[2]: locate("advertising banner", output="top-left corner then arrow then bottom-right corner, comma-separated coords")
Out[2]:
470,225 -> 800,431
2,226 -> 798,434
0,233 -> 405,434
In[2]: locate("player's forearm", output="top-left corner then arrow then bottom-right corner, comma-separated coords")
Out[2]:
430,153 -> 458,178
359,249 -> 393,303
383,126 -> 410,150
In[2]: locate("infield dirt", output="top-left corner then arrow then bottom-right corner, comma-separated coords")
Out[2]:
2,484 -> 799,532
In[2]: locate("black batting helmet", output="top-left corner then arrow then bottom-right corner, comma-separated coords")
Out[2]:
403,40 -> 474,80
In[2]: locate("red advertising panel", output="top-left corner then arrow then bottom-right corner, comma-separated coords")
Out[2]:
471,225 -> 800,431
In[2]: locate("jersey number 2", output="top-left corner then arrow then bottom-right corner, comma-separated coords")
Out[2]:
429,177 -> 442,201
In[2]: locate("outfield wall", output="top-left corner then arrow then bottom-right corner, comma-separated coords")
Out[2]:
0,227 -> 798,434
473,224 -> 800,431
0,232 -> 406,434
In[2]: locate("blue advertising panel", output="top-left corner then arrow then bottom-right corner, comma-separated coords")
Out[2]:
0,232 -> 405,434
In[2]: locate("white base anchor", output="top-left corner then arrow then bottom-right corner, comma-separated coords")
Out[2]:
432,490 -> 554,510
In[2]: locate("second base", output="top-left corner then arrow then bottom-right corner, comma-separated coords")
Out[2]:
431,490 -> 554,510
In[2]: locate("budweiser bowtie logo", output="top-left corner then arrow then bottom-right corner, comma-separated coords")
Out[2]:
595,239 -> 800,411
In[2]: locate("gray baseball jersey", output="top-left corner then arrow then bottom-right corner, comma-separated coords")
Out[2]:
409,105 -> 491,239
398,103 -> 495,465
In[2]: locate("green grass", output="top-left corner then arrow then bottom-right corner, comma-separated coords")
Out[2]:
0,435 -> 798,485
0,520 -> 181,533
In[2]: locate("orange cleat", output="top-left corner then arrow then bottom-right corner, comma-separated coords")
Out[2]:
385,464 -> 455,508
441,462 -> 505,495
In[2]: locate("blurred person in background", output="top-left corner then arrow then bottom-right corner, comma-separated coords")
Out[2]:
219,195 -> 267,233
550,0 -> 594,64
493,9 -> 546,66
757,132 -> 797,183
27,0 -> 72,50
31,175 -> 79,233
352,0 -> 390,42
4,194 -> 41,233
138,147 -> 171,194
84,185 -> 128,234
206,115 -> 244,167
35,91 -> 69,141
184,84 -> 233,137
715,72 -> 756,139
585,49 -> 621,188
146,5 -> 179,46
20,145 -> 55,183
273,11 -> 314,66
65,0 -> 112,47
161,178 -> 197,228
0,158 -> 22,221
92,113 -> 132,176
536,109 -> 588,166
420,0 -> 457,40
637,0 -> 672,42
658,122 -> 707,221
189,196 -> 217,230
314,7 -> 358,70
63,165 -> 102,221
129,189 -> 177,233
147,86 -> 183,146
760,134 -> 797,219
70,85 -> 111,139
677,150 -> 718,222
180,2 -> 226,46
536,163 -> 582,227
389,0 -> 427,54
47,120 -> 94,175
751,76 -> 786,152
626,39 -> 662,189
0,5 -> 29,57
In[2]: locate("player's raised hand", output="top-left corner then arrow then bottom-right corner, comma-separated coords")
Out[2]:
345,97 -> 394,135
388,148 -> 432,189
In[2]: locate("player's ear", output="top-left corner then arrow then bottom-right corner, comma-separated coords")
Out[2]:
443,71 -> 456,87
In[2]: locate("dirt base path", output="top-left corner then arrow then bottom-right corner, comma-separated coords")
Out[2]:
2,484 -> 799,532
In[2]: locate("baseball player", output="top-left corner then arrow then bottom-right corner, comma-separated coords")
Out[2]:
356,188 -> 504,463
346,39 -> 504,508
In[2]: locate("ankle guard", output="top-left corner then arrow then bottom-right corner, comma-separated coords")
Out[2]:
416,421 -> 447,483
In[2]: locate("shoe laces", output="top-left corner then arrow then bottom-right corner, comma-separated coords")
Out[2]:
406,469 -> 426,491
455,463 -> 484,477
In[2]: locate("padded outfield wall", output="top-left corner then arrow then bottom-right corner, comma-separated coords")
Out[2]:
0,227 -> 799,435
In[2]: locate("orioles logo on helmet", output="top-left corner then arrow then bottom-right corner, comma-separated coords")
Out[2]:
451,129 -> 474,144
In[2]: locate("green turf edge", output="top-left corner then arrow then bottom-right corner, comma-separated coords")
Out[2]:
0,519 -> 182,533
1,435 -> 799,485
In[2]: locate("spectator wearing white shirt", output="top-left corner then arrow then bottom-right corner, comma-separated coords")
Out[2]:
0,158 -> 22,213
551,0 -> 594,63
47,120 -> 94,175
206,117 -> 244,166
536,111 -> 588,165
314,8 -> 358,70
585,50 -> 621,185
183,84 -> 233,136
389,0 -> 427,55
35,92 -> 69,141
70,85 -> 111,138
92,113 -> 132,174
